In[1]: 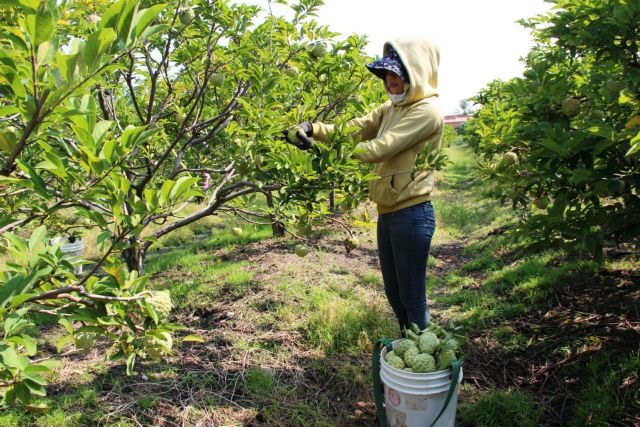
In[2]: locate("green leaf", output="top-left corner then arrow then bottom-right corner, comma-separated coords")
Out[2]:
538,138 -> 567,157
180,335 -> 205,343
27,225 -> 47,253
626,133 -> 640,157
83,28 -> 117,69
18,0 -> 39,11
16,160 -> 49,198
100,138 -> 117,162
0,269 -> 49,309
36,38 -> 57,66
8,69 -> 27,97
114,0 -> 138,45
3,233 -> 28,262
126,352 -> 136,375
137,24 -> 170,43
619,89 -> 635,105
130,4 -> 167,42
92,120 -> 113,145
586,125 -> 612,139
4,311 -> 31,337
22,378 -> 47,396
14,382 -> 32,404
0,106 -> 21,117
10,293 -> 39,308
159,179 -> 174,206
56,334 -> 74,353
100,0 -> 124,31
58,318 -> 74,334
24,4 -> 56,47
168,176 -> 198,202
0,345 -> 27,369
96,316 -> 121,326
0,130 -> 17,153
6,335 -> 38,356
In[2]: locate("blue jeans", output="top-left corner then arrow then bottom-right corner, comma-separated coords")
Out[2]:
377,201 -> 436,331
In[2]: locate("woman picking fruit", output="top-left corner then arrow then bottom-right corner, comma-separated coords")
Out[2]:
286,35 -> 444,331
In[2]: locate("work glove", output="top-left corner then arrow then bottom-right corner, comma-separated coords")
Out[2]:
283,121 -> 314,150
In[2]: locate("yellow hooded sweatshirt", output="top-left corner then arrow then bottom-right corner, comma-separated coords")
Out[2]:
312,35 -> 444,214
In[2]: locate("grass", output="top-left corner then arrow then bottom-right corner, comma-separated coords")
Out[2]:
458,387 -> 543,427
2,144 -> 638,426
569,351 -> 640,426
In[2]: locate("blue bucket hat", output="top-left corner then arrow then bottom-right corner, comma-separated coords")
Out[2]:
366,47 -> 409,82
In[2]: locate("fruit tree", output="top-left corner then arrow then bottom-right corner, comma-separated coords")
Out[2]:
462,0 -> 640,261
0,0 -> 383,407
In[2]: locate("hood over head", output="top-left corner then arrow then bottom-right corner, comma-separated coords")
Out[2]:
370,35 -> 440,106
365,47 -> 410,82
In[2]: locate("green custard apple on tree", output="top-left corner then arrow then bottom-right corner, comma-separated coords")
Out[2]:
343,236 -> 359,253
533,196 -> 550,210
210,72 -> 225,87
284,64 -> 299,77
178,7 -> 195,25
500,151 -> 518,166
310,42 -> 326,58
561,96 -> 580,117
294,244 -> 310,257
144,291 -> 174,320
74,332 -> 98,353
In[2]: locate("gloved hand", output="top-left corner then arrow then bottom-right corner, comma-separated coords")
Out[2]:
283,121 -> 314,150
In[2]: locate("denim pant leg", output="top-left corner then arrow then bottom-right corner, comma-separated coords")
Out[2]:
377,202 -> 436,331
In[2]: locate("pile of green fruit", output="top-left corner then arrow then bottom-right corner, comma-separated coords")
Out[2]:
384,321 -> 463,373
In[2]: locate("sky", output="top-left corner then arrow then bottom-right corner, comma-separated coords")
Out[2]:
237,0 -> 553,114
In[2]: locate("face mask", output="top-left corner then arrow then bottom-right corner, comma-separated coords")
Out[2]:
388,92 -> 406,104
388,85 -> 409,105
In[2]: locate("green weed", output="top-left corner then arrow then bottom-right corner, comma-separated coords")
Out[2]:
359,271 -> 382,287
569,351 -> 640,426
243,368 -> 277,396
458,388 -> 543,427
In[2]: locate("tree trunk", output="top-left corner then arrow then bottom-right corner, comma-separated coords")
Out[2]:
123,242 -> 145,276
265,191 -> 285,237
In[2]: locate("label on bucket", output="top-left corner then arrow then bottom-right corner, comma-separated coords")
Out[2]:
406,395 -> 428,411
388,388 -> 401,407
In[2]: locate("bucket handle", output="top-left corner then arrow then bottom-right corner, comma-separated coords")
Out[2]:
372,337 -> 393,427
429,358 -> 463,427
372,338 -> 463,427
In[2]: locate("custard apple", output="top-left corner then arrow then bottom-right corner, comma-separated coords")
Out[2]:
412,353 -> 436,373
417,332 -> 439,354
403,347 -> 420,368
143,331 -> 173,359
74,332 -> 97,352
394,338 -> 418,357
385,354 -> 406,370
145,290 -> 173,320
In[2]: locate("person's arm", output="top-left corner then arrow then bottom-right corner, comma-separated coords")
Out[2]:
311,102 -> 389,143
353,102 -> 442,164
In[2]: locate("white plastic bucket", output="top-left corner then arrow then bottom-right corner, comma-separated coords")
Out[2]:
380,340 -> 463,427
60,238 -> 84,275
